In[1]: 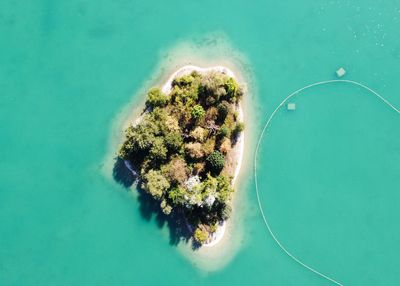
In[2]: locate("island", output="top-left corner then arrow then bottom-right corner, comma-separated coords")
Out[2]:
117,66 -> 244,246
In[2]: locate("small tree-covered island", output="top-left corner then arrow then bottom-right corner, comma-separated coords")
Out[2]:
118,67 -> 244,246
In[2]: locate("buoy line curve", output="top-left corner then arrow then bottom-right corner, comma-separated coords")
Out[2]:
254,79 -> 400,286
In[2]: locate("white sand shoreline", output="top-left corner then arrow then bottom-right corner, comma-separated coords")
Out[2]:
159,65 -> 245,248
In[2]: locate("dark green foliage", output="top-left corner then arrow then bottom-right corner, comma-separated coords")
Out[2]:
164,132 -> 183,153
232,122 -> 245,138
217,101 -> 230,121
206,151 -> 225,173
218,124 -> 231,138
118,71 -> 244,244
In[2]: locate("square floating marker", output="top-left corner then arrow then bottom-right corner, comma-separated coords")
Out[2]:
336,67 -> 346,78
287,103 -> 296,111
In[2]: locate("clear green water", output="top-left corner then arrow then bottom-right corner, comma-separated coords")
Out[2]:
1,1 -> 400,285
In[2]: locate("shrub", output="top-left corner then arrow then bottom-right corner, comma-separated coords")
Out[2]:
146,87 -> 168,108
194,227 -> 209,244
206,151 -> 225,173
191,105 -> 205,120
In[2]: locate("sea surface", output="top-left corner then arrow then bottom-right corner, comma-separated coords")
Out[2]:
1,1 -> 400,285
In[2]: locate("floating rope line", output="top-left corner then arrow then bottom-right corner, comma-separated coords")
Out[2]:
254,79 -> 400,286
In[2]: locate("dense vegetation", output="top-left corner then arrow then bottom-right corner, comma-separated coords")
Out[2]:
118,70 -> 244,245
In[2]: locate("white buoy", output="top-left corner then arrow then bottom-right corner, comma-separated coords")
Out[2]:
287,103 -> 296,111
336,67 -> 346,78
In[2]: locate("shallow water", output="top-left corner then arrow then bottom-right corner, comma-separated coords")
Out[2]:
1,1 -> 400,285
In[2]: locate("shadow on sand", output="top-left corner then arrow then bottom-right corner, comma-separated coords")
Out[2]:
112,157 -> 196,248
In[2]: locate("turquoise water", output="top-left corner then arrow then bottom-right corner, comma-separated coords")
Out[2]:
1,1 -> 400,285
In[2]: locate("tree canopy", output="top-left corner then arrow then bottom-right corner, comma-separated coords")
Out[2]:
118,70 -> 244,245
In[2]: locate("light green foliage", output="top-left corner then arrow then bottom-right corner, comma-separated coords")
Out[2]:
172,74 -> 194,87
216,175 -> 233,202
146,87 -> 168,108
149,137 -> 167,160
225,77 -> 239,101
142,170 -> 170,199
206,151 -> 225,173
194,227 -> 209,244
168,187 -> 187,205
191,105 -> 205,120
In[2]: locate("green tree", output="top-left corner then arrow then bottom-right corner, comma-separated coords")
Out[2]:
217,101 -> 230,121
146,87 -> 168,108
142,170 -> 170,199
168,187 -> 187,205
232,122 -> 245,138
165,132 -> 183,152
225,77 -> 239,101
218,124 -> 231,138
191,105 -> 205,120
206,151 -> 225,173
149,137 -> 167,160
194,227 -> 209,244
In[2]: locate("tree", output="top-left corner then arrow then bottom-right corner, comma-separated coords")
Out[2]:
149,137 -> 167,160
146,87 -> 168,108
165,132 -> 183,153
232,122 -> 245,138
142,170 -> 170,199
194,227 -> 209,244
219,138 -> 232,154
225,77 -> 239,101
191,105 -> 205,120
218,124 -> 231,138
206,151 -> 225,173
185,142 -> 204,159
164,157 -> 188,184
190,126 -> 207,142
172,74 -> 194,87
217,101 -> 230,121
168,187 -> 187,205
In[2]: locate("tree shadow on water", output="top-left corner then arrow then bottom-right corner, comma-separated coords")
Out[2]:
112,158 -> 135,188
112,157 -> 193,247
